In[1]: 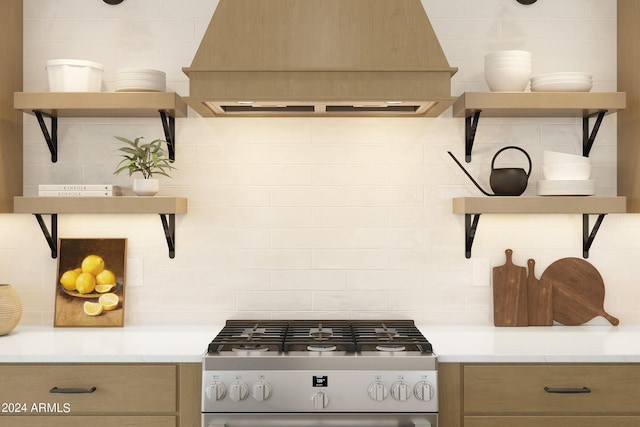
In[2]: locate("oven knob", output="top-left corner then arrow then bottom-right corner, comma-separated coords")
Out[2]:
205,381 -> 227,401
367,381 -> 388,401
229,381 -> 249,401
251,381 -> 273,401
414,381 -> 434,402
310,391 -> 329,409
390,381 -> 410,401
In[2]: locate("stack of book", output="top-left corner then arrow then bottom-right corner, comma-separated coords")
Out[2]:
38,185 -> 122,197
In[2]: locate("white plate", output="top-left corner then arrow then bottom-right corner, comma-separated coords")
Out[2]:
537,179 -> 595,196
531,81 -> 592,92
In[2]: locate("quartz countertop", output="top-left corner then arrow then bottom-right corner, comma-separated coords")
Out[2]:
2,324 -> 640,364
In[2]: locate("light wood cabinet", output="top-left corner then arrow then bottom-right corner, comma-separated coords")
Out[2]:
0,0 -> 23,212
0,363 -> 201,427
618,0 -> 640,212
439,363 -> 640,427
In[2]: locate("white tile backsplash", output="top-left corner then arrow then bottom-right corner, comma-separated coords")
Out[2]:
14,0 -> 630,325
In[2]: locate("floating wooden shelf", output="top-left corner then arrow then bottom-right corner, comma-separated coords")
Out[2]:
14,92 -> 187,117
452,92 -> 626,162
452,92 -> 626,118
452,196 -> 627,259
14,196 -> 188,259
14,92 -> 187,162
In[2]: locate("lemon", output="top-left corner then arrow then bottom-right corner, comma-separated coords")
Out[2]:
98,293 -> 119,311
75,272 -> 96,294
83,301 -> 103,316
74,267 -> 82,274
96,269 -> 116,286
95,284 -> 114,293
81,254 -> 105,276
59,270 -> 79,291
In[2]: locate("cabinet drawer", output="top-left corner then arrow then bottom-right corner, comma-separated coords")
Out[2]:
464,364 -> 640,414
0,364 -> 176,414
465,416 -> 640,427
1,416 -> 175,427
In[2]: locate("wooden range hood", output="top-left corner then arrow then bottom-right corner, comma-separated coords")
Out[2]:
182,0 -> 457,117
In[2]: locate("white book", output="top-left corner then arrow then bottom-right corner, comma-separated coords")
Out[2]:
38,190 -> 121,197
38,184 -> 118,191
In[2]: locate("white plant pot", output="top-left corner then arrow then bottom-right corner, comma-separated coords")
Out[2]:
133,178 -> 159,196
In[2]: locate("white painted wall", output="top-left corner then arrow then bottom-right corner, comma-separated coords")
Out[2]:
12,0 -> 634,326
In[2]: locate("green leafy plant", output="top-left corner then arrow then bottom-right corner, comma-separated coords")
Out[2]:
113,136 -> 175,179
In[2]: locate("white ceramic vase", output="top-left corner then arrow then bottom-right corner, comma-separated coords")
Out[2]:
133,178 -> 159,196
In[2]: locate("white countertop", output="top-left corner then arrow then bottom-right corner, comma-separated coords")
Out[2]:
2,324 -> 640,363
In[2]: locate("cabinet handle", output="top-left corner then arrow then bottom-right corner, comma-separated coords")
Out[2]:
544,386 -> 591,394
49,386 -> 97,394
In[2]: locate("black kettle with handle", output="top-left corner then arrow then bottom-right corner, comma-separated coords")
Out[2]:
448,146 -> 532,196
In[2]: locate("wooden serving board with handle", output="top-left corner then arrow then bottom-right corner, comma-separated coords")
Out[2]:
492,249 -> 528,326
539,257 -> 619,326
527,258 -> 553,326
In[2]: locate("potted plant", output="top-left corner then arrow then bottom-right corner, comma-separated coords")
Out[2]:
113,136 -> 175,196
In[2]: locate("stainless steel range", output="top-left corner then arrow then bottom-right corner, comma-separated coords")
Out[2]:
202,320 -> 438,427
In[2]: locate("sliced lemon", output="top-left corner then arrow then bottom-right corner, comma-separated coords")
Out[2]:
83,301 -> 104,316
98,293 -> 119,311
95,284 -> 114,293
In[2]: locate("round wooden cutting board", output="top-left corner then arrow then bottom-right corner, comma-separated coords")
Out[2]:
539,257 -> 619,326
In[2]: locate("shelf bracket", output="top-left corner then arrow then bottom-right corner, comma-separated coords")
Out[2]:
464,213 -> 481,258
34,111 -> 58,163
159,213 -> 176,258
582,213 -> 606,259
159,110 -> 175,162
34,214 -> 58,258
465,110 -> 481,162
582,110 -> 606,157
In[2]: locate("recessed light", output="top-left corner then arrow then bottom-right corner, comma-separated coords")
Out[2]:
237,101 -> 254,105
386,101 -> 403,105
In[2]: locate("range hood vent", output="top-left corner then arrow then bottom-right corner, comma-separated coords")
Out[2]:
183,0 -> 457,117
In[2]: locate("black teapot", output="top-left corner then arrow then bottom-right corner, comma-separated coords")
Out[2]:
448,146 -> 532,196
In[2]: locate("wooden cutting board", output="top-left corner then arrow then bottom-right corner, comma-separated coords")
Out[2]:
492,249 -> 528,326
539,257 -> 619,326
526,258 -> 553,326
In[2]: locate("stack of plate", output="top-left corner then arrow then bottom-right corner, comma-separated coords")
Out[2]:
115,68 -> 166,92
537,151 -> 594,196
530,72 -> 592,92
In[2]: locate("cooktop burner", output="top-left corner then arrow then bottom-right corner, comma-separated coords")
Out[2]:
207,320 -> 432,354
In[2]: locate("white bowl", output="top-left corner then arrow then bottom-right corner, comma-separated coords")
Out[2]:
537,179 -> 595,196
531,81 -> 592,92
531,72 -> 592,81
485,67 -> 531,92
485,50 -> 532,59
46,59 -> 104,92
543,151 -> 590,165
543,163 -> 592,180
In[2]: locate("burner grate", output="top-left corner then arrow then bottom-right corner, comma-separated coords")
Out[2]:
208,320 -> 288,352
283,321 -> 356,352
351,320 -> 433,353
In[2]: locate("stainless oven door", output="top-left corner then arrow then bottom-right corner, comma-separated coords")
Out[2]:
203,413 -> 437,427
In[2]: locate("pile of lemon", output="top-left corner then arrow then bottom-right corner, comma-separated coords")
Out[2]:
59,254 -> 120,316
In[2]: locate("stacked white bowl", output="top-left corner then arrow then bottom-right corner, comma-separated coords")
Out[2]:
484,50 -> 532,92
115,68 -> 166,92
537,151 -> 594,195
530,72 -> 592,92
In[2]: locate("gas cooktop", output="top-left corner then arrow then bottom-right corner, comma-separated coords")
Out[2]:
206,319 -> 433,355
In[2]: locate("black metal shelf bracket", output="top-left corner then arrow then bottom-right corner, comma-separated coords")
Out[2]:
34,111 -> 58,162
159,110 -> 176,162
464,213 -> 481,258
160,213 -> 176,258
34,213 -> 58,258
583,213 -> 606,258
465,110 -> 482,162
583,110 -> 607,157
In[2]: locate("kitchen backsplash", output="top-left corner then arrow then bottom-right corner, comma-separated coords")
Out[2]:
11,0 -> 634,326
